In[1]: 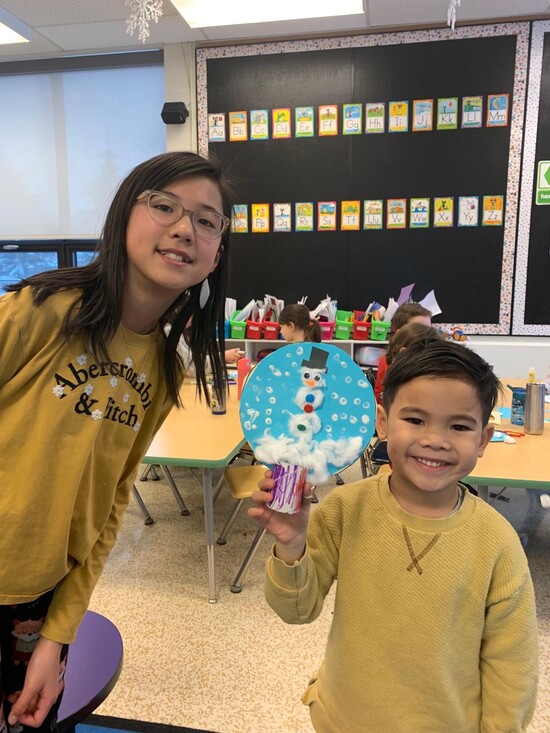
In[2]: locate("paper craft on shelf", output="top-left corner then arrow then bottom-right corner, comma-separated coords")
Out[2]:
419,290 -> 442,317
397,283 -> 415,305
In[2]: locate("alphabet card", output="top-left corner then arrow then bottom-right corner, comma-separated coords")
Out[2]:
363,200 -> 383,229
437,98 -> 458,130
208,113 -> 226,142
239,343 -> 375,484
341,200 -> 360,230
251,204 -> 270,233
250,109 -> 269,140
272,108 -> 291,138
365,103 -> 385,133
295,106 -> 314,137
458,196 -> 479,226
387,199 -> 407,228
343,104 -> 362,135
389,101 -> 409,132
461,96 -> 483,128
318,202 -> 337,231
409,198 -> 430,228
319,104 -> 338,136
434,197 -> 454,226
482,195 -> 504,225
412,99 -> 433,131
231,204 -> 248,233
273,203 -> 292,232
487,94 -> 509,127
229,111 -> 248,141
295,202 -> 314,231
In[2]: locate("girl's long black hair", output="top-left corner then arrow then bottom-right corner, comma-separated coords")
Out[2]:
7,151 -> 233,407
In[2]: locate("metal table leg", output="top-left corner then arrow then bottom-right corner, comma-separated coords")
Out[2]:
202,467 -> 217,603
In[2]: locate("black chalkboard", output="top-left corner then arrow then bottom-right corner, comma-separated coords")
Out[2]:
524,32 -> 550,326
206,34 -> 517,326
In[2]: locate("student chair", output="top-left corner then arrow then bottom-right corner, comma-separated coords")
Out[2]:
132,464 -> 189,525
360,438 -> 390,478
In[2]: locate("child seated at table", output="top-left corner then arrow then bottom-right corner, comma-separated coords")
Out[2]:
374,302 -> 432,403
279,304 -> 321,343
250,340 -> 538,733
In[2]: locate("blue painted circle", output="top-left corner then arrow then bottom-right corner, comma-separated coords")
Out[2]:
239,343 -> 376,481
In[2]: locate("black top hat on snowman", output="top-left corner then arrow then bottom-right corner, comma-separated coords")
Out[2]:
301,346 -> 329,373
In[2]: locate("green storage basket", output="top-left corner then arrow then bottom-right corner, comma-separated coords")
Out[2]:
229,311 -> 247,339
334,310 -> 353,340
370,320 -> 391,341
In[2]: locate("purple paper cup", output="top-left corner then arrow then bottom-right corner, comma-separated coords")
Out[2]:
267,463 -> 307,514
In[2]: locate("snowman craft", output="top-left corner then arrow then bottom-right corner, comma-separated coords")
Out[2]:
240,344 -> 376,510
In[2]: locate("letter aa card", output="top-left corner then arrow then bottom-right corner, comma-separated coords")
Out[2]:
250,110 -> 269,140
363,200 -> 383,229
229,111 -> 248,141
412,100 -> 433,132
343,104 -> 362,135
231,204 -> 248,233
434,197 -> 454,227
251,204 -> 270,233
208,113 -> 226,142
273,204 -> 292,232
318,202 -> 337,231
482,195 -> 504,225
319,104 -> 338,136
341,201 -> 360,230
409,198 -> 430,228
272,108 -> 291,138
487,95 -> 509,127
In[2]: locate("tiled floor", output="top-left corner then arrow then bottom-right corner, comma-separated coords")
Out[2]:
89,463 -> 550,733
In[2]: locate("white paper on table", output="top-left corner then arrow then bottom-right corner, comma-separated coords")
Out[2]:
418,290 -> 442,317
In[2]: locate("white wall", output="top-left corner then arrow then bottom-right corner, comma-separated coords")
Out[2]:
164,43 -> 197,153
469,336 -> 550,378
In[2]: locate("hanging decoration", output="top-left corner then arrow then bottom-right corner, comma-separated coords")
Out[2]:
447,0 -> 461,31
125,0 -> 164,43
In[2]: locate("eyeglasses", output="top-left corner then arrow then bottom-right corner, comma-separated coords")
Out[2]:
137,190 -> 229,240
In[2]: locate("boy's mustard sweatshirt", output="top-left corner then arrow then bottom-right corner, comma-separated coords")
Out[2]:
266,474 -> 538,733
0,287 -> 173,643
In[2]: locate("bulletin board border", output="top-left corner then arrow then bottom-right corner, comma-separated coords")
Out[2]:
196,23 -> 529,334
513,20 -> 550,336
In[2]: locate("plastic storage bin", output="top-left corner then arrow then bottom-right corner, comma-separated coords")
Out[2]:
370,320 -> 391,341
246,320 -> 263,339
334,310 -> 353,340
352,310 -> 371,340
263,321 -> 281,340
229,311 -> 247,339
319,320 -> 335,340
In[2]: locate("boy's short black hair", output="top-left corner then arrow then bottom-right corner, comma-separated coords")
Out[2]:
382,340 -> 501,425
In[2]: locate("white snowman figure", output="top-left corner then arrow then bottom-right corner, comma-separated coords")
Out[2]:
291,347 -> 329,438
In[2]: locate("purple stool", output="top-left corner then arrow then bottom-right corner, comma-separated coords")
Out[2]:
58,611 -> 123,733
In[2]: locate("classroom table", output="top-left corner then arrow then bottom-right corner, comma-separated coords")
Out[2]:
143,383 -> 245,603
467,379 -> 550,499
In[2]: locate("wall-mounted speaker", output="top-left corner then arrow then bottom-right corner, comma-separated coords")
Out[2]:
161,101 -> 189,124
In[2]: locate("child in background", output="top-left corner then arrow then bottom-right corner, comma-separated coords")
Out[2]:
0,151 -> 232,731
279,303 -> 321,343
374,302 -> 432,403
250,340 -> 538,733
385,322 -> 441,365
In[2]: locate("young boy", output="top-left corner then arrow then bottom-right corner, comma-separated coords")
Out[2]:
250,340 -> 538,733
374,301 -> 432,403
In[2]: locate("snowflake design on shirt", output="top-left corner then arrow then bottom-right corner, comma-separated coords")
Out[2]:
133,421 -> 141,432
91,409 -> 103,421
125,357 -> 134,368
123,393 -> 129,403
136,372 -> 146,384
110,377 -> 118,388
52,385 -> 65,398
76,354 -> 88,365
84,384 -> 94,396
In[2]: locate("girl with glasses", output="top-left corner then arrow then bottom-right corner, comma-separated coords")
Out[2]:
0,152 -> 232,732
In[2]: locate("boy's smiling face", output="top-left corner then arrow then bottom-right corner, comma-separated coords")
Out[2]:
376,376 -> 493,513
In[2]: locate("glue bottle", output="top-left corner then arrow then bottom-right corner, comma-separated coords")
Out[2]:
237,357 -> 251,399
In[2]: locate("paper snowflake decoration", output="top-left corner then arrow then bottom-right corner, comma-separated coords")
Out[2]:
447,0 -> 461,30
125,0 -> 163,44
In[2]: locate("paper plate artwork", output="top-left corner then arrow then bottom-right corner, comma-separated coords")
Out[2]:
239,344 -> 376,483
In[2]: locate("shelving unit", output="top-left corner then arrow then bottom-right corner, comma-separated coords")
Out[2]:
226,338 -> 388,366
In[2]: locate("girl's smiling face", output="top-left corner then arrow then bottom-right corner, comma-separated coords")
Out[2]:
123,176 -> 223,323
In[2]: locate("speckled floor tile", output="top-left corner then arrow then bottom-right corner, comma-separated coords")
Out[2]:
88,463 -> 550,733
